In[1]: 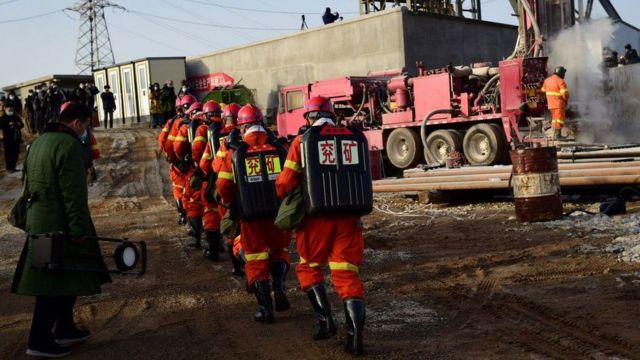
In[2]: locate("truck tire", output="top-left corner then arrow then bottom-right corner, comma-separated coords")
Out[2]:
462,123 -> 506,166
424,129 -> 462,165
488,123 -> 509,164
386,128 -> 423,169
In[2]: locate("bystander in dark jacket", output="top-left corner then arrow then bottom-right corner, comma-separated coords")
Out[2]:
46,84 -> 66,123
160,81 -> 177,122
0,105 -> 24,172
5,90 -> 23,115
100,85 -> 116,128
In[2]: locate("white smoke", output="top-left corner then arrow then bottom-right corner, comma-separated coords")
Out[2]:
547,19 -> 640,144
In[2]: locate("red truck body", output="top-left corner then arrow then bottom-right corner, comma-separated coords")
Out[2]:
276,57 -> 549,169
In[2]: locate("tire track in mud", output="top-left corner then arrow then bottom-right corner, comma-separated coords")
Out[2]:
484,292 -> 639,359
506,263 -> 613,285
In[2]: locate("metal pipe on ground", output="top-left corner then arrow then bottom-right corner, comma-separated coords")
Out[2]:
377,166 -> 640,186
373,174 -> 640,193
403,161 -> 640,178
558,157 -> 640,163
557,149 -> 640,159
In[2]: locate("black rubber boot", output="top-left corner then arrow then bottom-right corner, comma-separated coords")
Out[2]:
253,280 -> 274,323
203,231 -> 221,260
270,261 -> 291,312
186,217 -> 202,248
228,244 -> 245,276
176,199 -> 186,225
306,283 -> 337,340
344,298 -> 365,355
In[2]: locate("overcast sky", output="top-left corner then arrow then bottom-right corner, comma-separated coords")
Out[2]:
0,0 -> 638,88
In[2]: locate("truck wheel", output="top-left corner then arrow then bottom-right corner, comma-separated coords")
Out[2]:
386,128 -> 423,169
424,129 -> 462,165
489,123 -> 508,164
463,123 -> 506,166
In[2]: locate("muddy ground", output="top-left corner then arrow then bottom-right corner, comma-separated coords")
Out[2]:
1,128 -> 640,359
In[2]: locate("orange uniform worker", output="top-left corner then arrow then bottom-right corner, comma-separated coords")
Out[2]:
541,66 -> 570,140
174,101 -> 204,248
215,104 -> 291,323
158,97 -> 183,156
160,95 -> 196,225
88,130 -> 99,161
211,103 -> 241,174
275,96 -> 370,355
196,100 -> 224,260
203,103 -> 245,273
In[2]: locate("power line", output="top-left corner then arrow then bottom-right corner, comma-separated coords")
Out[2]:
132,12 -> 223,50
0,8 -> 63,23
0,0 -> 20,5
186,0 -> 358,15
126,8 -> 299,31
157,0 -> 253,44
188,0 -> 275,35
109,22 -> 189,54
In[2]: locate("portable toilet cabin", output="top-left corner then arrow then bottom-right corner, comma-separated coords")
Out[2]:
94,57 -> 186,127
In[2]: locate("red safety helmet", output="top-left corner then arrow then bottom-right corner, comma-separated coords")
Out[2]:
186,101 -> 202,114
303,96 -> 334,117
175,98 -> 182,107
222,103 -> 241,118
60,101 -> 72,113
202,100 -> 221,114
180,94 -> 197,108
237,104 -> 263,126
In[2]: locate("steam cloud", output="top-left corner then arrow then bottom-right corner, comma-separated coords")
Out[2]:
547,19 -> 640,144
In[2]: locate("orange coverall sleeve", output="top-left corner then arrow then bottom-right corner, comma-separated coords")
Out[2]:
159,121 -> 171,150
275,135 -> 303,199
191,125 -> 208,163
164,119 -> 182,161
212,140 -> 229,174
199,142 -> 213,175
215,151 -> 236,204
89,133 -> 100,160
173,125 -> 190,160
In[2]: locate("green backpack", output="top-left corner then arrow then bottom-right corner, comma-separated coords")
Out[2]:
274,187 -> 306,230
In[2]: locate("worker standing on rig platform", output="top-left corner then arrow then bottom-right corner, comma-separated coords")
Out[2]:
216,104 -> 291,323
275,96 -> 370,355
542,66 -> 570,140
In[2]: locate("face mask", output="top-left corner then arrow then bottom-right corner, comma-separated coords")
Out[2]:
154,86 -> 159,90
9,95 -> 15,99
80,129 -> 88,139
182,86 -> 188,92
6,111 -> 14,116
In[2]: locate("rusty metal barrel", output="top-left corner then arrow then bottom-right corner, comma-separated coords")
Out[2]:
509,147 -> 563,222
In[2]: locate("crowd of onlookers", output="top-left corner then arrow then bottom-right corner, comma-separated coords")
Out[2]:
148,79 -> 192,128
603,43 -> 640,68
0,80 -> 97,134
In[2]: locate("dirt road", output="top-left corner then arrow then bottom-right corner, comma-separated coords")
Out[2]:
1,128 -> 640,359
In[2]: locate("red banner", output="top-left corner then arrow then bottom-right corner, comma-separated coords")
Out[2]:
189,72 -> 235,91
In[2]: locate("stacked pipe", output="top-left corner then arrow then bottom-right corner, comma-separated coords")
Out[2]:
373,161 -> 640,193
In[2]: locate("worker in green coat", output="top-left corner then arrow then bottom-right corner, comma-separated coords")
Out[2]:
11,102 -> 111,358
